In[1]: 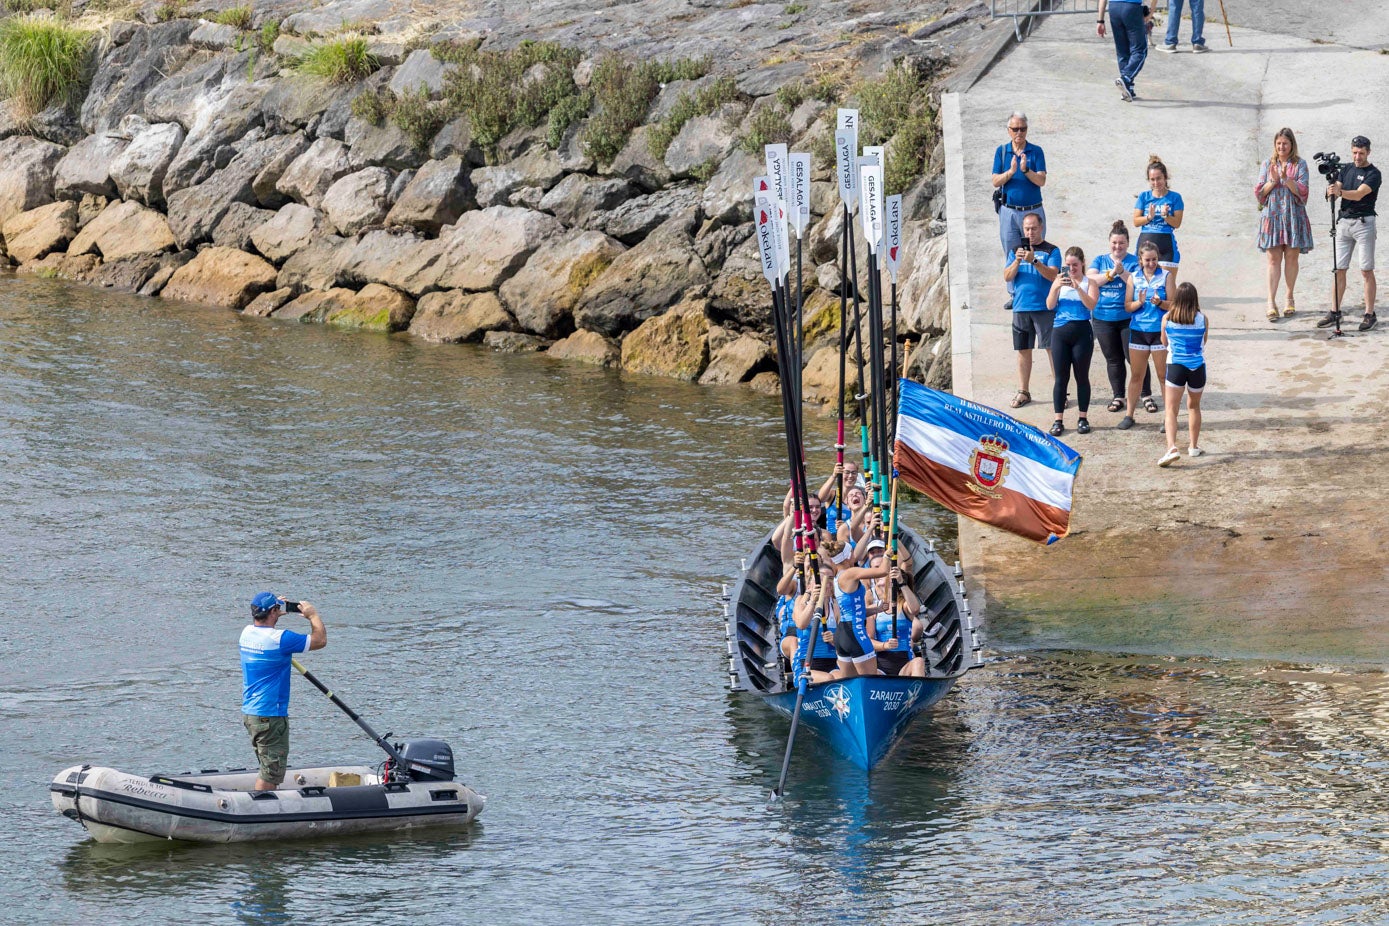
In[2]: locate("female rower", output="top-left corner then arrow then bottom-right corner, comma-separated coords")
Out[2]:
1046,245 -> 1100,436
831,542 -> 891,678
1088,220 -> 1150,414
790,557 -> 840,684
868,556 -> 926,677
1158,282 -> 1209,466
1133,155 -> 1184,292
1119,240 -> 1170,430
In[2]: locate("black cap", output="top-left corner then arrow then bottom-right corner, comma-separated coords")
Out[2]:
1352,135 -> 1371,149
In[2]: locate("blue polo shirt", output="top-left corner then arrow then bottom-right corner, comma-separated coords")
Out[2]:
1090,253 -> 1139,322
1009,242 -> 1060,312
240,625 -> 309,717
1136,190 -> 1184,235
993,142 -> 1046,208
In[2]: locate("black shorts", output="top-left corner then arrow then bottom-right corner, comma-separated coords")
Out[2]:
1165,362 -> 1206,391
1137,231 -> 1178,265
878,650 -> 912,676
1129,329 -> 1163,350
1012,311 -> 1054,350
809,656 -> 838,673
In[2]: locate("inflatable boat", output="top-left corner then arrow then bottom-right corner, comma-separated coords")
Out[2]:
50,738 -> 485,844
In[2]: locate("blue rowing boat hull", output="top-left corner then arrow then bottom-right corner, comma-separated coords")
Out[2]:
764,675 -> 958,769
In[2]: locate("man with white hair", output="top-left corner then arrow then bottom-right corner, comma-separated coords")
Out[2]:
991,112 -> 1048,310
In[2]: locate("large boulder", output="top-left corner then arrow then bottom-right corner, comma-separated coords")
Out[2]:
2,201 -> 78,263
274,287 -> 357,322
54,133 -> 129,200
261,79 -> 340,135
388,49 -> 448,97
67,200 -> 176,262
499,230 -> 626,337
336,229 -> 446,296
90,253 -> 166,293
663,102 -> 744,178
250,131 -> 310,209
589,185 -> 701,244
407,290 -> 511,343
573,210 -> 709,337
250,203 -> 325,264
384,156 -> 473,233
428,115 -> 482,165
321,167 -> 393,236
18,251 -> 101,283
276,235 -> 353,292
212,203 -> 276,251
344,116 -> 423,171
546,329 -> 620,367
323,283 -> 416,331
433,207 -> 564,292
242,287 -> 297,317
707,234 -> 808,331
538,174 -> 634,228
471,148 -> 565,208
81,21 -> 198,134
608,125 -> 671,192
699,333 -> 772,385
109,121 -> 185,208
620,301 -> 711,381
701,147 -> 759,226
165,133 -> 304,248
275,138 -> 353,209
897,229 -> 950,337
0,136 -> 65,226
162,246 -> 278,309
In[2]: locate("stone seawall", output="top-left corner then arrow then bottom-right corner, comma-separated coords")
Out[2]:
0,0 -> 997,401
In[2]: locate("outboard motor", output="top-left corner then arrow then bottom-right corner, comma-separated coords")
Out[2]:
397,739 -> 455,782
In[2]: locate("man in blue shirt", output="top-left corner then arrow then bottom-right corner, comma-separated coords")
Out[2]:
1003,212 -> 1060,408
991,112 -> 1048,310
240,591 -> 327,790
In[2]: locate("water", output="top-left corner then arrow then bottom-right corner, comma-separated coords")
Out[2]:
3,277 -> 1387,924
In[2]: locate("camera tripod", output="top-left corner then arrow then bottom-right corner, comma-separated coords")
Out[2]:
1325,193 -> 1343,339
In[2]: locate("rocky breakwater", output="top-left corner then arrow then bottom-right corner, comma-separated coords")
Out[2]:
0,0 -> 993,404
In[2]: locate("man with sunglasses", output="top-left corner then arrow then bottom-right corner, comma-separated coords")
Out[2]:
991,112 -> 1048,310
240,592 -> 327,790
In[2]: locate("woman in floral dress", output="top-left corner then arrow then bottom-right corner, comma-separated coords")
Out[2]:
1255,127 -> 1314,321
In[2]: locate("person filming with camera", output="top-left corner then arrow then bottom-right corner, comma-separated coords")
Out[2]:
1318,136 -> 1380,332
240,592 -> 327,790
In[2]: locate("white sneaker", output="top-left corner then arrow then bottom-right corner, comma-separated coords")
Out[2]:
1188,446 -> 1204,457
1115,78 -> 1133,102
1159,43 -> 1177,53
1158,447 -> 1181,467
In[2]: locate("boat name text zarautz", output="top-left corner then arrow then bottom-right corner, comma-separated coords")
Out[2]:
869,690 -> 906,702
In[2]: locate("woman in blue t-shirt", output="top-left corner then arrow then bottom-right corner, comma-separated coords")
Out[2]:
1133,155 -> 1185,293
1088,220 -> 1150,414
1158,282 -> 1209,466
1119,241 -> 1170,430
1045,246 -> 1100,437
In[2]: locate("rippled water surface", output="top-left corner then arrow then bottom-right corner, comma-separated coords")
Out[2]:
2,278 -> 1387,924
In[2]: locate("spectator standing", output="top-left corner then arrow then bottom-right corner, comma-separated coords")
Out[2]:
1319,135 -> 1380,332
1118,241 -> 1170,430
1158,283 -> 1210,466
1160,0 -> 1208,53
1255,128 -> 1313,321
1045,247 -> 1100,437
1089,220 -> 1151,414
1097,0 -> 1149,102
1134,156 -> 1185,292
991,112 -> 1048,310
1003,212 -> 1060,409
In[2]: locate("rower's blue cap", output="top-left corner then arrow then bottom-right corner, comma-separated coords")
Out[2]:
251,591 -> 280,616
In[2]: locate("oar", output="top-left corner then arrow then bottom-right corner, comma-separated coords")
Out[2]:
292,658 -> 408,776
834,207 -> 849,519
773,578 -> 831,799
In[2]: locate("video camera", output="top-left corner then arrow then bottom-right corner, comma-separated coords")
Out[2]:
1313,151 -> 1343,181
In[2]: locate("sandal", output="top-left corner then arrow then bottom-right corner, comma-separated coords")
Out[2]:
1283,296 -> 1296,317
1266,304 -> 1279,322
1049,420 -> 1064,436
1142,396 -> 1159,414
1010,390 -> 1031,408
1107,397 -> 1125,413
1077,417 -> 1091,434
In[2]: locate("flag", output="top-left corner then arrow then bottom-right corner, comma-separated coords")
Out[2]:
893,379 -> 1082,544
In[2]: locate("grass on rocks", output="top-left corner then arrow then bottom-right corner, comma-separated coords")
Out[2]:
0,13 -> 92,115
442,39 -> 582,157
295,36 -> 377,84
854,61 -> 937,194
213,5 -> 252,29
351,85 -> 447,151
583,54 -> 712,163
739,100 -> 791,155
647,75 -> 738,159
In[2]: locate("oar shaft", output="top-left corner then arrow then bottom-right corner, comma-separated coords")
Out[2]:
292,659 -> 406,767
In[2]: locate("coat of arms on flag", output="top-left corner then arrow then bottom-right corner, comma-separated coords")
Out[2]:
967,435 -> 1010,498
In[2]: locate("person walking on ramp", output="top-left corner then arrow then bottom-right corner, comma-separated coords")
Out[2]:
1158,283 -> 1209,466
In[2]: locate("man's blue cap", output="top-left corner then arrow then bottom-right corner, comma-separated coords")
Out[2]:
251,592 -> 281,617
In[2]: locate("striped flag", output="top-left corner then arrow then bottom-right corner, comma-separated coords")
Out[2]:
893,379 -> 1082,545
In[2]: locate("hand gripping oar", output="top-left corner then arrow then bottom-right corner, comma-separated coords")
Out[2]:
773,578 -> 831,799
292,659 -> 409,778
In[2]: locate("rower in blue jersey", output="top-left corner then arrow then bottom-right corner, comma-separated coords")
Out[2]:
1158,281 -> 1210,466
831,539 -> 891,677
790,559 -> 840,685
866,551 -> 927,677
1119,240 -> 1171,429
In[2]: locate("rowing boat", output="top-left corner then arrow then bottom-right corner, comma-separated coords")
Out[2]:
724,525 -> 979,769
